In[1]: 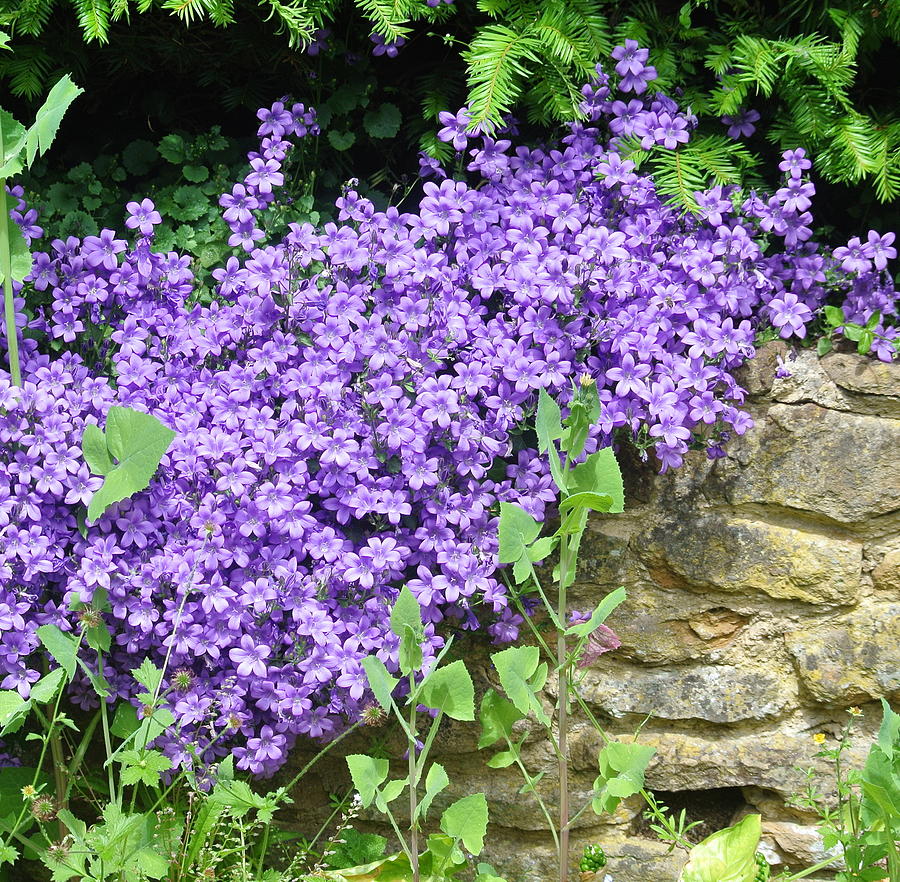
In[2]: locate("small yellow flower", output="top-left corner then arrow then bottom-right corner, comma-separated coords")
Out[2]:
848,706 -> 863,716
20,785 -> 36,800
813,732 -> 827,744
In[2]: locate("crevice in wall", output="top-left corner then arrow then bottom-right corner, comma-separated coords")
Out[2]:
628,787 -> 747,844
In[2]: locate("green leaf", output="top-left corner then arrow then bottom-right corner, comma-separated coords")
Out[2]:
132,658 -> 163,694
440,793 -> 488,855
121,139 -> 158,175
491,645 -> 550,727
327,130 -> 356,151
346,754 -> 389,809
568,447 -> 624,513
0,109 -> 26,176
497,502 -> 542,564
592,741 -> 656,815
361,656 -> 398,710
0,215 -> 33,284
390,586 -> 423,642
680,814 -> 761,882
0,692 -> 28,731
526,536 -> 557,563
420,660 -> 475,721
823,304 -> 845,327
37,624 -> 78,677
182,163 -> 209,182
816,336 -> 833,356
418,762 -> 449,822
117,749 -> 171,788
485,749 -> 517,768
566,587 -> 627,638
536,387 -> 563,454
110,702 -> 140,740
478,689 -> 524,748
374,777 -> 407,812
324,828 -> 387,869
363,103 -> 402,139
25,74 -> 83,166
81,423 -> 113,475
157,133 -> 186,163
558,490 -> 614,516
29,667 -> 66,704
398,624 -> 422,676
83,406 -> 175,522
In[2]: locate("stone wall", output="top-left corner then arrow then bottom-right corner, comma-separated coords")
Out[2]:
289,346 -> 900,881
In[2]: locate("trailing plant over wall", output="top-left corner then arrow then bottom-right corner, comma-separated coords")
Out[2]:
0,44 -> 896,778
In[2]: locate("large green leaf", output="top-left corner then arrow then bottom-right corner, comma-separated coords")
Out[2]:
497,502 -> 541,564
490,645 -> 550,727
346,755 -> 389,809
0,215 -> 32,284
418,762 -> 450,823
82,406 -> 175,522
679,814 -> 761,882
592,740 -> 656,815
362,656 -> 398,710
420,660 -> 475,721
568,447 -> 624,513
478,689 -> 524,749
565,587 -> 627,638
535,387 -> 563,455
24,74 -> 84,167
440,793 -> 488,856
37,624 -> 78,678
0,109 -> 25,177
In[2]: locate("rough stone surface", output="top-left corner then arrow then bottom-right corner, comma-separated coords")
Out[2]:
786,603 -> 900,702
581,662 -> 795,723
286,349 -> 900,882
645,514 -> 862,604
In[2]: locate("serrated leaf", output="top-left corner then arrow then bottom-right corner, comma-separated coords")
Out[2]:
29,667 -> 66,704
363,103 -> 402,139
25,74 -> 83,166
37,625 -> 78,678
420,660 -> 475,721
497,502 -> 542,564
346,755 -> 389,809
592,741 -> 655,815
491,645 -> 550,727
157,133 -> 185,163
362,656 -> 398,710
374,777 -> 406,812
0,109 -> 26,173
83,406 -> 175,521
0,692 -> 28,730
390,585 -> 423,643
568,447 -> 624,513
478,689 -> 524,748
418,763 -> 449,822
566,587 -> 627,638
132,658 -> 163,694
440,793 -> 488,855
327,130 -> 356,151
0,215 -> 33,284
536,387 -> 563,454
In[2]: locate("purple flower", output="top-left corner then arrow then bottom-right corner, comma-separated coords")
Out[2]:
229,636 -> 272,678
721,109 -> 760,139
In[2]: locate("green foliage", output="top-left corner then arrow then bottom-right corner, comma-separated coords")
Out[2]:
679,814 -> 762,882
592,741 -> 656,816
348,589 -> 497,882
81,405 -> 176,522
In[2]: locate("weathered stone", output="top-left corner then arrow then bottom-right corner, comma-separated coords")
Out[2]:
724,403 -> 900,522
632,726 -> 874,795
786,603 -> 900,702
688,608 -> 749,641
580,662 -> 795,723
822,352 -> 900,399
873,548 -> 900,593
645,513 -> 862,604
762,821 -> 844,870
735,340 -> 790,396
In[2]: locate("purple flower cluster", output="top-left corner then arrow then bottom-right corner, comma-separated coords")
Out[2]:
1,46 -> 896,776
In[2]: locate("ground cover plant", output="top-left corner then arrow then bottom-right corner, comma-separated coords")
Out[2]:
0,36 -> 897,882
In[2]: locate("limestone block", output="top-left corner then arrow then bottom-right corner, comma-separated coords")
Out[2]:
724,403 -> 900,522
580,661 -> 794,723
762,821 -> 844,870
634,727 -> 871,794
822,352 -> 900,399
873,549 -> 900,593
645,513 -> 862,604
785,603 -> 900,702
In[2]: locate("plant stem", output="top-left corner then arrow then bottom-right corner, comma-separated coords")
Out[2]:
97,653 -> 117,806
0,172 -> 21,387
408,673 -> 420,882
557,531 -> 571,882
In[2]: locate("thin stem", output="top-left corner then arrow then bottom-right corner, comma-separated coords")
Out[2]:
408,674 -> 420,882
0,174 -> 21,387
777,854 -> 844,881
557,532 -> 571,882
505,736 -> 559,852
97,653 -> 117,806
